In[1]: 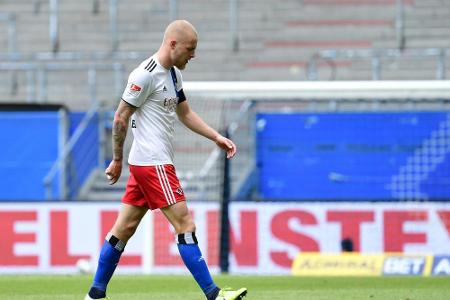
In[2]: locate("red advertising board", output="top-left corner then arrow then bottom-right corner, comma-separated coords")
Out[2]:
0,202 -> 449,274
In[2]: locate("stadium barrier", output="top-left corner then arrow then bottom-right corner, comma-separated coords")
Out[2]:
0,104 -> 100,201
255,111 -> 450,201
0,201 -> 449,275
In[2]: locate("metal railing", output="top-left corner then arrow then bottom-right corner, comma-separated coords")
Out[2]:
27,0 -> 241,53
229,0 -> 239,52
0,12 -> 17,54
49,0 -> 59,53
0,60 -> 122,200
33,0 -> 42,14
0,12 -> 18,96
92,0 -> 100,14
169,0 -> 178,21
0,61 -> 125,104
1,0 -> 414,55
36,0 -> 117,52
33,0 -> 103,15
109,0 -> 119,52
396,0 -> 405,50
307,48 -> 449,81
43,103 -> 102,200
0,51 -> 148,61
195,99 -> 253,200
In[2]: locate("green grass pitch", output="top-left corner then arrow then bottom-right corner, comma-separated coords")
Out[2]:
0,275 -> 449,300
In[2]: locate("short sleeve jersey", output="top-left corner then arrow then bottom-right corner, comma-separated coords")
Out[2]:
121,55 -> 186,166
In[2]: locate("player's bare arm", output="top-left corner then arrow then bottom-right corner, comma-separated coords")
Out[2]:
105,100 -> 137,184
176,101 -> 236,158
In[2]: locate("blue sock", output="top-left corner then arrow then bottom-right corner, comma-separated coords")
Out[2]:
176,232 -> 218,297
90,233 -> 125,296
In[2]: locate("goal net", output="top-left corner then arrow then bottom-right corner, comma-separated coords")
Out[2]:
180,80 -> 450,202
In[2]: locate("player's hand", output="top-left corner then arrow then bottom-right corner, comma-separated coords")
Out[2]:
105,159 -> 122,185
215,135 -> 237,159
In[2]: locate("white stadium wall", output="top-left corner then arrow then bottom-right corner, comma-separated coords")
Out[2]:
0,202 -> 449,275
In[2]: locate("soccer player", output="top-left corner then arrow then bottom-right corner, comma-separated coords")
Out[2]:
84,20 -> 247,300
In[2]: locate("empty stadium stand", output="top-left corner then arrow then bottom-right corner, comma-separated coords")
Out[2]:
1,0 -> 449,107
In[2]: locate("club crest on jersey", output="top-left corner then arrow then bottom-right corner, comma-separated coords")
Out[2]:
125,83 -> 142,97
176,187 -> 184,195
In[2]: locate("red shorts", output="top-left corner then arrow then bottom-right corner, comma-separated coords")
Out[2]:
122,164 -> 186,210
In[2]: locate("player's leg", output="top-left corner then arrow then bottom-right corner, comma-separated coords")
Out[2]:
161,201 -> 222,300
162,202 -> 247,300
153,164 -> 247,300
86,168 -> 148,299
86,203 -> 148,300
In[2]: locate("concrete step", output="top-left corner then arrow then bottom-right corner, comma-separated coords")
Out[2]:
404,27 -> 450,37
300,0 -> 413,6
273,27 -> 395,40
351,58 -> 443,69
275,6 -> 397,19
1,0 -> 450,108
404,38 -> 450,48
404,19 -> 450,27
406,7 -> 450,18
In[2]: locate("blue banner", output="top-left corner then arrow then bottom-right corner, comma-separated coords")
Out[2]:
0,111 -> 60,200
0,111 -> 99,201
256,112 -> 450,200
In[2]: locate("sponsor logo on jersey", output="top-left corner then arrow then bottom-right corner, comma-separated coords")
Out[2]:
163,97 -> 179,112
125,83 -> 142,98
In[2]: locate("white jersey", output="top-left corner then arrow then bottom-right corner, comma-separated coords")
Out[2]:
121,55 -> 186,166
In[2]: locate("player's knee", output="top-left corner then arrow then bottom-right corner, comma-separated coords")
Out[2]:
183,213 -> 196,231
112,221 -> 139,241
124,221 -> 140,237
175,214 -> 195,233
